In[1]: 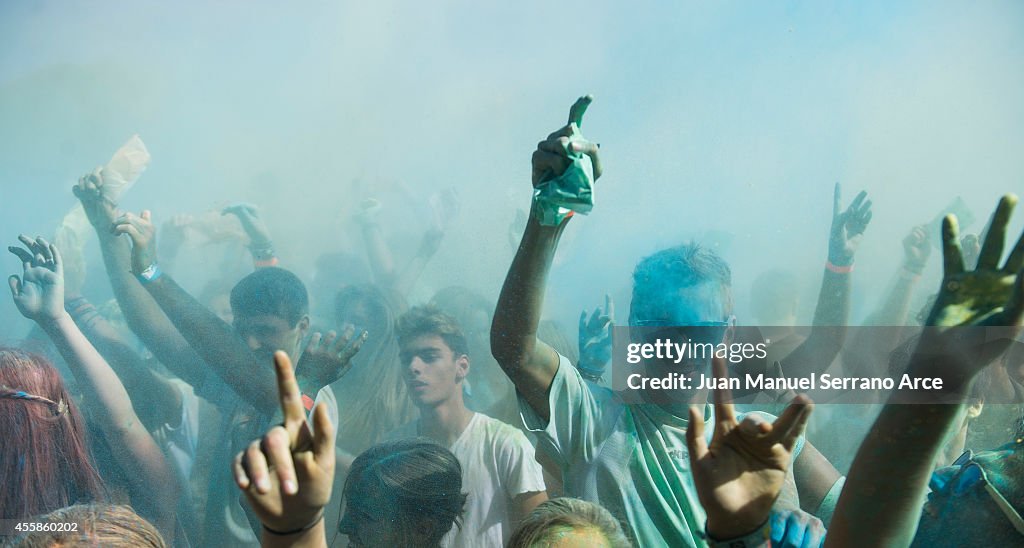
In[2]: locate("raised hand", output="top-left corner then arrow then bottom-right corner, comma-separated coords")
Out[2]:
8,236 -> 65,322
531,95 -> 602,187
297,327 -> 367,391
222,202 -> 273,247
578,294 -> 614,381
828,183 -> 873,266
927,194 -> 1024,329
72,167 -> 119,230
687,357 -> 813,540
112,210 -> 158,274
234,351 -> 335,536
902,225 -> 932,274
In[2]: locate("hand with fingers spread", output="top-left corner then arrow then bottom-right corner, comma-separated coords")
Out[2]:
902,224 -> 932,275
234,351 -> 334,543
577,294 -> 614,381
687,357 -> 814,541
222,202 -> 273,248
112,210 -> 158,274
927,194 -> 1024,330
8,235 -> 66,322
72,167 -> 120,230
297,327 -> 367,392
828,183 -> 873,267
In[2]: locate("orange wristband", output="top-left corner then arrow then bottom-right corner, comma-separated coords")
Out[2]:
825,260 -> 854,274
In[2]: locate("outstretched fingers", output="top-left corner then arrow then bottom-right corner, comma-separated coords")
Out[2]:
567,95 -> 593,128
311,402 -> 336,467
942,215 -> 966,276
273,351 -> 308,442
766,394 -> 814,451
711,356 -> 737,429
978,195 -> 1017,270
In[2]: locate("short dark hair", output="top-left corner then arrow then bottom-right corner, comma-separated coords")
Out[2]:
230,267 -> 308,326
395,305 -> 469,357
630,242 -> 733,323
343,439 -> 466,545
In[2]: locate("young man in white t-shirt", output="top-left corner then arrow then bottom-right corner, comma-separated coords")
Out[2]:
386,304 -> 547,547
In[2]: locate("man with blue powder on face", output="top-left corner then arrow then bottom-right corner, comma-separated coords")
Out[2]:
491,96 -> 847,547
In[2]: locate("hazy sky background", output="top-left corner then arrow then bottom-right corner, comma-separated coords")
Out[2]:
2,0 -> 1023,340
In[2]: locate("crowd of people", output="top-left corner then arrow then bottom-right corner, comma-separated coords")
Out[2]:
2,95 -> 1023,548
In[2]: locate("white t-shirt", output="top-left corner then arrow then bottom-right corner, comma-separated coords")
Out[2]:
519,354 -> 803,547
387,412 -> 547,547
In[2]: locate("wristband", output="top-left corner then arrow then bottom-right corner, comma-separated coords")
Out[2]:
302,394 -> 315,412
262,511 -> 323,536
254,256 -> 280,268
703,519 -> 771,548
135,263 -> 163,284
250,241 -> 276,261
825,260 -> 854,274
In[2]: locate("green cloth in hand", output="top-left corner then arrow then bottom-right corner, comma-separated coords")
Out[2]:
533,124 -> 595,226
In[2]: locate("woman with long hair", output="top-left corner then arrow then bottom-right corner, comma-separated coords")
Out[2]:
0,348 -> 104,520
332,284 -> 415,455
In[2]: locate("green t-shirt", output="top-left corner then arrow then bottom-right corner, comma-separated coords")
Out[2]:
519,354 -> 803,547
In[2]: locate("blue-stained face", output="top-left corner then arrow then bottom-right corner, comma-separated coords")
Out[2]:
629,282 -> 729,328
628,282 -> 732,387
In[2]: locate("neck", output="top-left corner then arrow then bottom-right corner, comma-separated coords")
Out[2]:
418,394 -> 473,446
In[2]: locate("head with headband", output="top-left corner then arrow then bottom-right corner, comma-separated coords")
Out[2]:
0,347 -> 104,520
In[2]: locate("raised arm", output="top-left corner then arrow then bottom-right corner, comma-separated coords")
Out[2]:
73,171 -> 209,387
111,208 -> 278,414
223,203 -> 280,268
827,195 -> 1024,547
687,357 -> 813,546
64,295 -> 182,431
779,184 -> 871,379
8,236 -> 180,541
491,96 -> 602,422
844,225 -> 931,378
234,351 -> 335,548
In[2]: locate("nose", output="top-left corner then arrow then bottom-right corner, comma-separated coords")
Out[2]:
406,357 -> 425,376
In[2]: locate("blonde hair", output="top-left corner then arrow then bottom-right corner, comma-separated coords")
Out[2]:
8,504 -> 166,547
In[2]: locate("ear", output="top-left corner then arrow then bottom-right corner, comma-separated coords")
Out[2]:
298,315 -> 311,334
455,354 -> 470,383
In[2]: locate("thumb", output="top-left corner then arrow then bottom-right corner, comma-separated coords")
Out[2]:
140,210 -> 152,223
8,275 -> 22,298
